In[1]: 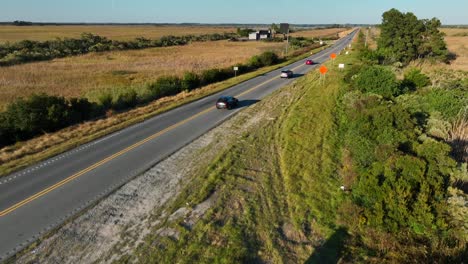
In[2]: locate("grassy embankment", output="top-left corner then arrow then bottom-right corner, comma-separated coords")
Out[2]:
0,41 -> 332,177
113,35 -> 359,264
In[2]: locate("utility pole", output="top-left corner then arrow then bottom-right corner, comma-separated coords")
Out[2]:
365,27 -> 369,47
285,28 -> 290,54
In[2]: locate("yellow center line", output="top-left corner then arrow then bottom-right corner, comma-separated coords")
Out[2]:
0,39 -> 350,217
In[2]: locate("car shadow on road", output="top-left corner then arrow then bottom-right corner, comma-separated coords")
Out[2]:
291,73 -> 305,78
235,99 -> 260,109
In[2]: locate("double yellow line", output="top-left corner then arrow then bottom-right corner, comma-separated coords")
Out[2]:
0,42 -> 343,217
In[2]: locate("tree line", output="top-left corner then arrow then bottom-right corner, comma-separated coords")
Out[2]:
0,32 -> 236,66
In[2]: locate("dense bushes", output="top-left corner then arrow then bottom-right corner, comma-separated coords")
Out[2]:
147,76 -> 183,98
0,32 -> 236,66
0,94 -> 99,147
352,65 -> 401,98
340,87 -> 462,261
248,51 -> 280,68
342,92 -> 455,234
337,29 -> 467,261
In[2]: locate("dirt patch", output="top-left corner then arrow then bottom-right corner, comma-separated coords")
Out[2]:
14,108 -> 266,264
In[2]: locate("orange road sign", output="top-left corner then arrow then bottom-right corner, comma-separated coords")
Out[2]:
330,53 -> 337,59
319,65 -> 328,75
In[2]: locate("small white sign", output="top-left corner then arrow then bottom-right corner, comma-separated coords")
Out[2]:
345,51 -> 349,55
233,67 -> 239,71
339,63 -> 345,69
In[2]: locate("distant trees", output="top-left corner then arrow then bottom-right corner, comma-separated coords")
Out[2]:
236,28 -> 255,37
0,32 -> 237,66
377,8 -> 449,64
13,20 -> 33,26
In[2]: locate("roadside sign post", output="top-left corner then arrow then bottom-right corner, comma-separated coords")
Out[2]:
319,65 -> 328,85
233,66 -> 239,77
330,53 -> 337,65
280,23 -> 290,55
338,63 -> 345,70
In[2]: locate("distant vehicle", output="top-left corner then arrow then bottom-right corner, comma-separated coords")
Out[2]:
280,69 -> 293,78
216,96 -> 239,109
305,59 -> 314,65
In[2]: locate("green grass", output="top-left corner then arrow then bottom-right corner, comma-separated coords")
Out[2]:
115,46 -> 360,263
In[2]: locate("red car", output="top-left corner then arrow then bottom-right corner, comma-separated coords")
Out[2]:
305,59 -> 314,65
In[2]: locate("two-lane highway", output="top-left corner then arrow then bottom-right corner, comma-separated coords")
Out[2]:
0,30 -> 358,260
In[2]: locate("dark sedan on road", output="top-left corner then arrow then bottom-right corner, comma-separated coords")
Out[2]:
216,96 -> 239,109
280,69 -> 293,78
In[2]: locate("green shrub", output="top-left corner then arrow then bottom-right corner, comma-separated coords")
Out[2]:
97,92 -> 113,109
248,51 -> 280,69
68,97 -> 96,123
397,88 -> 468,119
257,51 -> 280,66
113,89 -> 138,110
181,72 -> 201,91
353,66 -> 401,98
401,68 -> 431,91
147,76 -> 182,99
200,69 -> 230,85
343,92 -> 456,236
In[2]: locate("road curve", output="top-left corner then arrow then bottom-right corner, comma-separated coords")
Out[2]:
0,29 -> 358,260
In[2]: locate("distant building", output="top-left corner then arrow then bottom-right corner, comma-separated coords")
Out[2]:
248,30 -> 272,41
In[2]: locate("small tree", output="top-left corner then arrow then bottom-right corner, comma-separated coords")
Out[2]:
378,9 -> 449,64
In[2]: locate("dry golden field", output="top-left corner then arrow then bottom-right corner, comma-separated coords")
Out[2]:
0,25 -> 236,43
442,28 -> 468,71
291,27 -> 347,39
0,40 -> 284,108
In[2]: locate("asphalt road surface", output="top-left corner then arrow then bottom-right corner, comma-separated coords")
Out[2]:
0,29 -> 358,260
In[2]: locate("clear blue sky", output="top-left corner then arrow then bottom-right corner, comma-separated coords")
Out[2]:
1,0 -> 467,25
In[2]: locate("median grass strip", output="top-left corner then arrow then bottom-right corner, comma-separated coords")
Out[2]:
115,46 -> 358,263
0,44 -> 330,177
